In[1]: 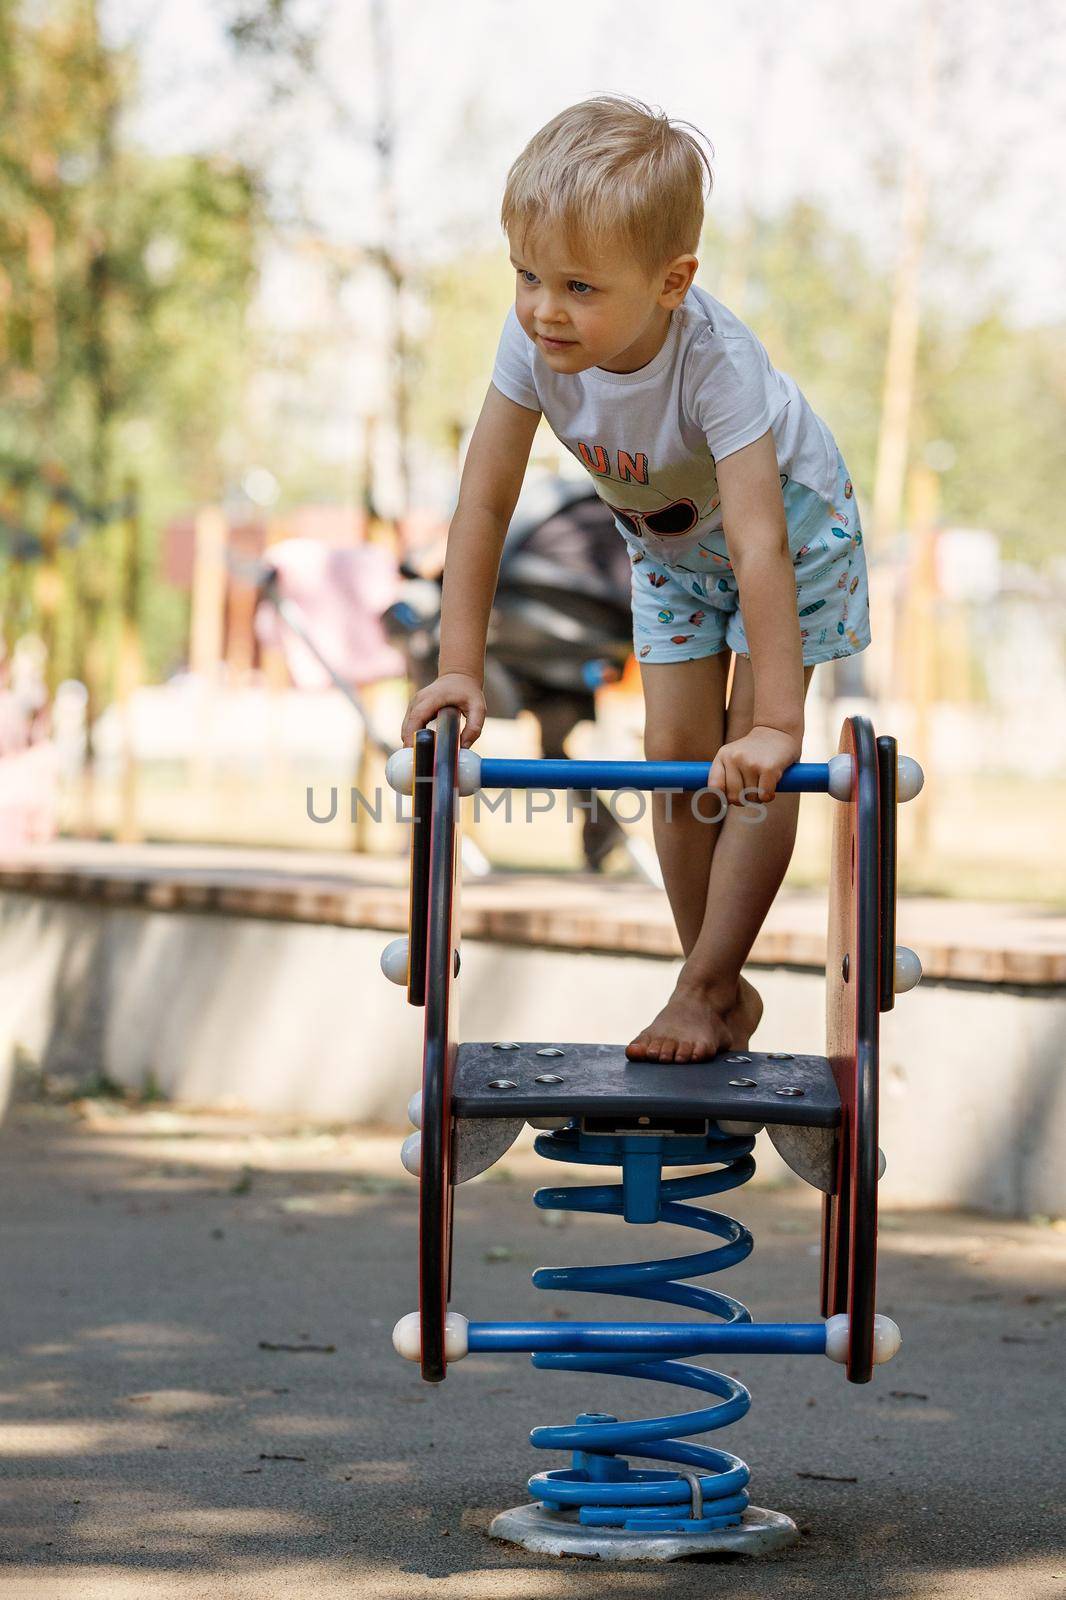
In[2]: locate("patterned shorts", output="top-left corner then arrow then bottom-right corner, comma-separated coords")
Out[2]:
625,450 -> 872,668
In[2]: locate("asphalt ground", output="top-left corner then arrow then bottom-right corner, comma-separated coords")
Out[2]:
1,1095 -> 1063,1600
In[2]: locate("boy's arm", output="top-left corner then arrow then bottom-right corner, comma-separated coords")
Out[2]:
709,427 -> 805,804
716,428 -> 805,740
400,383 -> 540,747
437,383 -> 541,678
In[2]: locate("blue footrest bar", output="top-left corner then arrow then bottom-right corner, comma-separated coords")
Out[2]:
468,1321 -> 827,1356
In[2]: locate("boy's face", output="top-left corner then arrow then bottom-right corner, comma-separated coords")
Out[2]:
508,225 -> 697,376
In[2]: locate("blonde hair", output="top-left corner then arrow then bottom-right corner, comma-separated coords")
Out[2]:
501,94 -> 714,281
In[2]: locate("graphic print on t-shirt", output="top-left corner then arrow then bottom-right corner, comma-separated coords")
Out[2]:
575,442 -> 650,483
569,432 -> 736,576
569,435 -> 727,575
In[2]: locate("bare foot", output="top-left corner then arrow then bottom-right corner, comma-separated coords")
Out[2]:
625,981 -> 734,1064
723,975 -> 764,1052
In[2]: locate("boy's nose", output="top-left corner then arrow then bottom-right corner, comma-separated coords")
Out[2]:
534,292 -> 567,326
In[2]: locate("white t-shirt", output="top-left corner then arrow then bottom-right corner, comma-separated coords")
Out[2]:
490,283 -> 840,566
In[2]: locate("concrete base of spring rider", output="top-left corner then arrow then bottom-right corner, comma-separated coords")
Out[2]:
488,1500 -> 799,1561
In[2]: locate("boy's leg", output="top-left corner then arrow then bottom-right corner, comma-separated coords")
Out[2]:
625,652 -> 733,1062
681,654 -> 817,1013
627,655 -> 817,1062
637,652 -> 732,955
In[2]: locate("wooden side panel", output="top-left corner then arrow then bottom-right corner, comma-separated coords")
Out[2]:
821,716 -> 881,1382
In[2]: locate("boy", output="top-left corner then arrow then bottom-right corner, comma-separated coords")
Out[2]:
400,94 -> 871,1064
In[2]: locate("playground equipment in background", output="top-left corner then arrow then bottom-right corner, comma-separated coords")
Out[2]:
248,544 -> 403,757
382,709 -> 924,1560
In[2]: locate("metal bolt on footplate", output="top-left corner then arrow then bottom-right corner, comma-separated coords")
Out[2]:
488,1079 -> 518,1091
534,1074 -> 565,1085
493,1042 -> 521,1051
536,1048 -> 565,1058
729,1078 -> 758,1088
775,1087 -> 805,1098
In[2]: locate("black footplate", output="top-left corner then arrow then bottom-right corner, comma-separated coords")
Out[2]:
453,1043 -> 840,1130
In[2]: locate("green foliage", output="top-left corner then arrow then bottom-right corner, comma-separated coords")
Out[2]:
75,1068 -> 126,1101
0,2 -> 262,684
407,250 -> 516,453
700,205 -> 892,493
140,1069 -> 167,1104
919,317 -> 1066,560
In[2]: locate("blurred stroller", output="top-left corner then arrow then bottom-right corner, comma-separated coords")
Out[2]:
382,473 -> 653,876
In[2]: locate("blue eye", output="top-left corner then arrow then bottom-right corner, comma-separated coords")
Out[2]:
518,269 -> 537,284
569,281 -> 593,295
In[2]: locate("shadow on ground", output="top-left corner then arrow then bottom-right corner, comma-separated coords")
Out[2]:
0,1095 -> 1063,1599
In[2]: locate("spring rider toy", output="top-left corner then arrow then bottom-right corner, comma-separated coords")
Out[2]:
382,708 -> 923,1560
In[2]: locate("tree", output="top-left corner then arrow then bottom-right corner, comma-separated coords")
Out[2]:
0,1 -> 262,687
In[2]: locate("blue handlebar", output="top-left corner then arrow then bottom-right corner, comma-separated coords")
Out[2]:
478,758 -> 829,793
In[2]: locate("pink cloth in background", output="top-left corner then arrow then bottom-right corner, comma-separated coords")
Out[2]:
254,540 -> 406,689
0,692 -> 29,757
0,741 -> 59,849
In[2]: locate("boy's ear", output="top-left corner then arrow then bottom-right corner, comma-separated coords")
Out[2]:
659,253 -> 698,307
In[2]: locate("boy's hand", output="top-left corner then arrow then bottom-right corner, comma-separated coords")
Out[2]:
708,726 -> 801,807
400,672 -> 487,749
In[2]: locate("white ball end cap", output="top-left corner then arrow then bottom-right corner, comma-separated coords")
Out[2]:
385,747 -> 414,794
825,1313 -> 902,1364
407,1090 -> 423,1129
392,1311 -> 422,1361
380,936 -> 410,985
827,754 -> 853,801
894,946 -> 922,993
456,748 -> 482,796
400,1131 -> 422,1177
897,756 -> 925,802
824,1313 -> 849,1362
872,1315 -> 903,1363
444,1312 -> 471,1359
391,1311 -> 469,1362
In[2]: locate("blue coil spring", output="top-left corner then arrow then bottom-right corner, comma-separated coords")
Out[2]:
527,1123 -> 759,1531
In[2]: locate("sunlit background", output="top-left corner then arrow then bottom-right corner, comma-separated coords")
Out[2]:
1,0 -> 1063,900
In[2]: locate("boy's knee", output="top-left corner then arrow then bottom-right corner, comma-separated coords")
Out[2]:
643,725 -> 721,763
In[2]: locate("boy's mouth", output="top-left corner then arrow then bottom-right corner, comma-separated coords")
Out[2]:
539,334 -> 576,348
